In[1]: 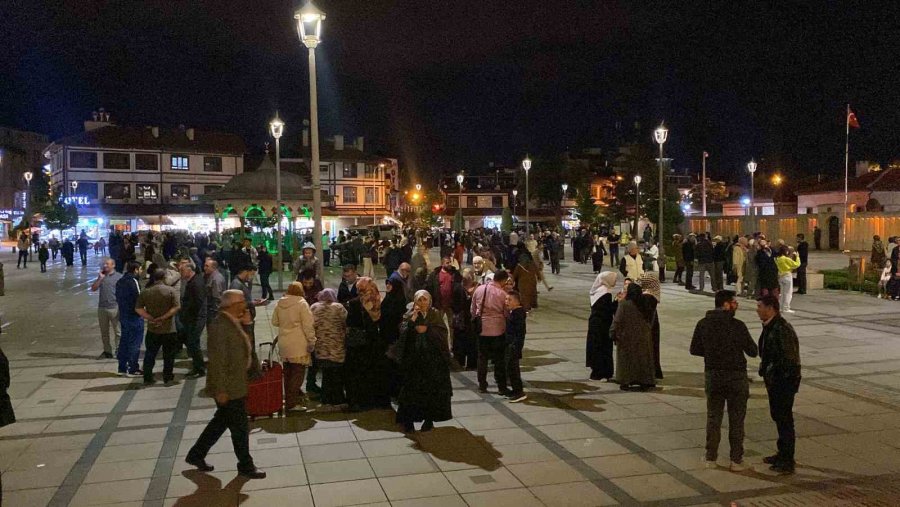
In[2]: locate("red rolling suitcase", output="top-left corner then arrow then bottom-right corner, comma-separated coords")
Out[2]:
246,341 -> 283,419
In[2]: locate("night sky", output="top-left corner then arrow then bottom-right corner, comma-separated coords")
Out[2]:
3,1 -> 899,185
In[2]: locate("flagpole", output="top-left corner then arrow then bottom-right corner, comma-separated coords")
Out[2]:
701,152 -> 707,217
842,103 -> 849,252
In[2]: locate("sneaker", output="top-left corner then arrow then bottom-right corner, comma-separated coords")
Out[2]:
238,467 -> 267,479
730,461 -> 746,472
508,393 -> 528,403
98,352 -> 114,359
769,463 -> 795,475
784,309 -> 796,313
704,459 -> 717,469
185,456 -> 215,472
127,370 -> 143,378
186,370 -> 206,379
117,371 -> 127,377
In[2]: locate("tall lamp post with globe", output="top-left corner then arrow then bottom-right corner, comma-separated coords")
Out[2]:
747,159 -> 758,231
654,124 -> 668,281
633,175 -> 642,238
269,113 -> 285,291
522,156 -> 531,234
295,0 -> 326,277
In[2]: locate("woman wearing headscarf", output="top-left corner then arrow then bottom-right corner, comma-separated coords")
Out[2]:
871,235 -> 886,271
310,288 -> 348,410
452,270 -> 479,370
272,282 -> 317,411
395,290 -> 453,432
381,277 -> 409,397
586,271 -> 618,381
512,251 -> 539,311
637,273 -> 664,380
344,277 -> 391,411
610,282 -> 656,390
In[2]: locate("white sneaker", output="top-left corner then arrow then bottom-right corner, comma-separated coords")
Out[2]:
730,461 -> 746,472
704,459 -> 717,469
784,309 -> 796,313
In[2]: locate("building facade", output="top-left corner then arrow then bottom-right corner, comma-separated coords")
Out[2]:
0,126 -> 48,236
45,113 -> 245,235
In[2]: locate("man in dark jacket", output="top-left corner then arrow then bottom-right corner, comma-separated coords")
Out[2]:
337,264 -> 359,304
795,234 -> 809,294
690,290 -> 758,470
712,236 -> 728,292
426,255 -> 464,346
115,261 -> 144,376
755,239 -> 779,297
695,234 -> 714,292
179,263 -> 208,378
683,233 -> 697,290
756,295 -> 801,475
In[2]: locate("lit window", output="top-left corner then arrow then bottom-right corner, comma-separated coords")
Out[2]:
171,185 -> 191,198
136,184 -> 158,199
343,186 -> 358,203
171,155 -> 189,171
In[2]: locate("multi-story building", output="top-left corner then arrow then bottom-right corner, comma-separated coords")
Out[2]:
281,133 -> 399,236
45,112 -> 245,235
0,126 -> 48,236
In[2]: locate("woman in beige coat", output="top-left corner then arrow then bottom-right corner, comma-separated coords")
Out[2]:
732,237 -> 748,297
272,282 -> 316,410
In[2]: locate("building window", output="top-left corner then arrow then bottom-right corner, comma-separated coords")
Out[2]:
342,162 -> 357,178
343,186 -> 358,203
203,185 -> 223,194
75,182 -> 99,200
135,153 -> 158,171
492,196 -> 503,208
365,187 -> 376,204
447,196 -> 459,208
806,207 -> 813,214
171,184 -> 191,198
320,164 -> 329,173
364,164 -> 378,178
203,156 -> 222,172
103,152 -> 130,169
171,155 -> 189,171
136,184 -> 158,200
104,183 -> 130,200
69,151 -> 97,168
467,196 -> 478,208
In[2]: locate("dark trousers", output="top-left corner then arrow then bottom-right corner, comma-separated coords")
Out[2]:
796,264 -> 807,293
118,317 -> 144,374
477,335 -> 507,392
698,263 -> 713,291
766,379 -> 799,465
505,345 -> 523,395
323,250 -> 331,267
705,371 -> 749,463
188,398 -> 254,472
79,249 -> 88,266
452,328 -> 478,370
17,250 -> 27,268
673,263 -> 684,284
180,320 -> 206,374
259,273 -> 273,300
685,262 -> 695,289
320,360 -> 346,405
713,261 -> 724,291
609,248 -> 620,267
306,354 -> 320,390
40,261 -> 47,272
143,331 -> 179,382
283,362 -> 307,409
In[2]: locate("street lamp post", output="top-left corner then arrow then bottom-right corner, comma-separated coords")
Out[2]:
456,173 -> 464,231
70,180 -> 78,197
522,156 -> 531,234
512,189 -> 518,217
295,0 -> 326,278
747,159 -> 758,231
654,123 -> 668,281
633,175 -> 642,238
375,163 -> 384,226
23,171 -> 32,209
561,183 -> 568,226
270,113 -> 285,292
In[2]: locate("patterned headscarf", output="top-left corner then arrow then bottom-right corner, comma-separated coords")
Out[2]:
356,277 -> 381,321
637,273 -> 661,302
317,288 -> 338,304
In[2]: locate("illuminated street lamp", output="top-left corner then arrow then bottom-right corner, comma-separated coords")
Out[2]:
512,189 -> 518,216
772,174 -> 783,186
23,171 -> 33,216
747,159 -> 758,221
295,0 -> 326,277
269,112 -> 285,291
654,123 -> 668,280
522,155 -> 532,232
415,183 -> 422,192
70,180 -> 78,196
633,175 -> 642,238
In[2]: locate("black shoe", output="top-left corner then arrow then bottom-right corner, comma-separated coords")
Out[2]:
498,388 -> 512,396
478,386 -> 488,394
186,370 -> 206,379
770,463 -> 795,475
762,454 -> 779,465
402,423 -> 415,433
185,456 -> 214,472
421,420 -> 434,432
143,378 -> 157,386
238,468 -> 267,479
98,352 -> 114,359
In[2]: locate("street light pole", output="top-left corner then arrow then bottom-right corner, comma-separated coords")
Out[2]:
512,189 -> 518,217
702,151 -> 708,217
747,160 -> 757,232
270,113 -> 285,292
375,163 -> 384,226
522,156 -> 531,234
634,175 -> 642,238
456,173 -> 464,231
296,1 -> 326,279
654,123 -> 668,281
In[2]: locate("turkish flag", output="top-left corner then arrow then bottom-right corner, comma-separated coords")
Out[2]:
848,108 -> 860,129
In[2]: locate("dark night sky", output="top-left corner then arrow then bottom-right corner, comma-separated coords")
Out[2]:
2,1 -> 899,186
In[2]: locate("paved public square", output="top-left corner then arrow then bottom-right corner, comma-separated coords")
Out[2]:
2,248 -> 900,506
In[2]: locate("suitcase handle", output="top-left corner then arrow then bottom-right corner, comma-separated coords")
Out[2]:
258,339 -> 279,364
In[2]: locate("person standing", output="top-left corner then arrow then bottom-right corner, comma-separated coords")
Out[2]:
16,232 -> 30,269
337,264 -> 359,304
472,270 -> 510,394
813,226 -> 821,250
611,283 -> 656,390
91,258 -> 123,359
638,274 -> 664,380
204,258 -> 227,325
179,263 -> 208,378
695,234 -> 714,292
732,237 -> 748,297
671,234 -> 685,285
755,239 -> 780,299
587,271 -> 618,381
185,290 -> 266,479
310,289 -> 348,410
135,269 -> 181,385
50,236 -> 60,262
115,262 -> 144,376
344,277 -> 391,411
713,235 -> 728,291
795,234 -> 809,295
256,245 -> 274,301
690,290 -> 758,471
512,252 -> 539,311
504,291 -> 528,403
756,295 -> 801,475
607,231 -> 621,268
745,238 -> 759,300
619,242 -> 645,281
683,233 -> 697,290
77,233 -> 90,267
272,282 -> 316,411
426,255 -> 462,346
775,246 -> 801,313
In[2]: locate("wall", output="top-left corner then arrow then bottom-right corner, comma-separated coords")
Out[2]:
796,191 -> 868,214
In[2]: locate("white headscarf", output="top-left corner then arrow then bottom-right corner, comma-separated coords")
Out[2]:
589,271 -> 618,306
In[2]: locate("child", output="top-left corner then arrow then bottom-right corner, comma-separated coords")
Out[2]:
879,260 -> 892,299
38,242 -> 50,272
505,290 -> 527,403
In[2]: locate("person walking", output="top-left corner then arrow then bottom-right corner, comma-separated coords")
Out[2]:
795,234 -> 809,295
472,270 -> 510,394
62,237 -> 75,267
310,289 -> 348,410
272,282 -> 316,411
683,233 -> 697,290
91,258 -> 122,359
756,295 -> 801,475
256,245 -> 274,301
77,233 -> 90,267
179,262 -> 208,378
611,283 -> 655,390
395,290 -> 453,433
185,290 -> 266,479
16,232 -> 30,269
619,242 -> 645,281
115,261 -> 144,377
38,242 -> 49,272
135,269 -> 181,385
587,271 -> 618,381
690,290 -> 758,471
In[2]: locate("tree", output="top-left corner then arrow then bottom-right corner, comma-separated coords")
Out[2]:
452,209 -> 464,232
500,207 -> 513,233
41,198 -> 79,232
689,179 -> 729,210
574,185 -> 600,227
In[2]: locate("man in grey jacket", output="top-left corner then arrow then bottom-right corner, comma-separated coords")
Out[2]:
185,290 -> 265,479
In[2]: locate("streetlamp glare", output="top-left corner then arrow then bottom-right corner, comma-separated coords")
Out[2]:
522,156 -> 531,171
269,114 -> 285,139
512,189 -> 518,196
561,183 -> 568,192
654,123 -> 668,145
295,1 -> 325,47
634,175 -> 642,185
456,174 -> 464,185
24,171 -> 32,183
747,160 -> 758,173
415,183 -> 421,191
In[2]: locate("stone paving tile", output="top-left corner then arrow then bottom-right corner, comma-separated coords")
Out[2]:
530,481 -> 619,506
70,478 -> 151,506
306,458 -> 375,484
309,478 -> 387,507
390,495 -> 467,507
369,453 -> 438,477
611,472 -> 699,502
462,487 -> 545,507
507,459 -> 587,486
378,472 -> 457,500
443,467 -> 524,493
583,454 -> 659,478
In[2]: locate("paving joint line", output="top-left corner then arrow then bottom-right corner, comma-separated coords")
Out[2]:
143,378 -> 199,506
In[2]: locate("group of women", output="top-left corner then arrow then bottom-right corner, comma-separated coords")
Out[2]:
270,278 -> 452,433
586,271 -> 664,390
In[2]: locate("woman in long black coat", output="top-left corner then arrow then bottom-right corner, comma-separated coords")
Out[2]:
344,277 -> 391,411
395,290 -> 453,433
381,277 -> 409,397
637,273 -> 664,380
587,271 -> 618,381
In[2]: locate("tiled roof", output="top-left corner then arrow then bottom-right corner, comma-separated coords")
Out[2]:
795,168 -> 900,194
51,125 -> 246,155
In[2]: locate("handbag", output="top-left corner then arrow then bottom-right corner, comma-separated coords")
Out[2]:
471,285 -> 486,336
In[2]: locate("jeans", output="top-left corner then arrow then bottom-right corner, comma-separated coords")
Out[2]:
766,378 -> 800,465
98,307 -> 121,355
698,263 -> 713,292
705,371 -> 749,463
180,318 -> 206,374
143,332 -> 179,382
187,398 -> 255,472
17,250 -> 27,268
118,316 -> 144,374
779,274 -> 794,311
796,263 -> 807,293
505,344 -> 523,395
259,273 -> 273,300
685,262 -> 695,289
609,248 -> 620,267
477,335 -> 507,392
